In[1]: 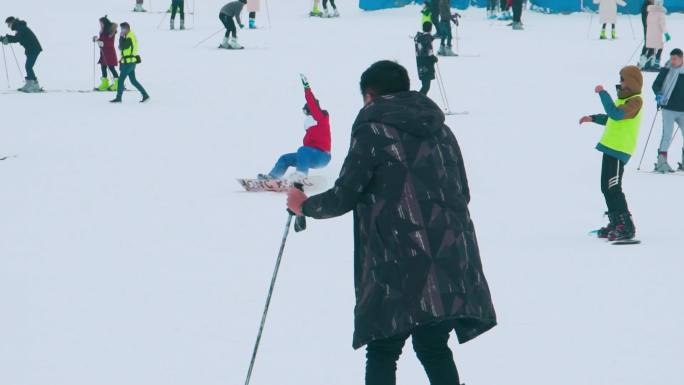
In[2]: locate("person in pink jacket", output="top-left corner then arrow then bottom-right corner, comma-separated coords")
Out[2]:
246,0 -> 260,29
641,0 -> 671,71
594,0 -> 626,40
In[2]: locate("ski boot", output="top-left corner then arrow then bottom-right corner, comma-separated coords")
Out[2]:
487,10 -> 497,20
512,21 -> 524,30
17,78 -> 30,92
332,8 -> 340,17
608,212 -> 636,242
654,151 -> 675,173
180,19 -> 185,30
437,45 -> 447,56
611,29 -> 616,39
26,79 -> 42,93
219,36 -> 230,49
170,18 -> 175,30
97,77 -> 110,91
288,171 -> 308,184
133,3 -> 146,12
108,78 -> 119,92
637,54 -> 648,69
597,211 -> 618,239
599,29 -> 607,40
249,18 -> 256,29
309,6 -> 323,17
497,11 -> 511,20
445,46 -> 457,56
257,173 -> 274,180
229,37 -> 243,49
679,149 -> 684,172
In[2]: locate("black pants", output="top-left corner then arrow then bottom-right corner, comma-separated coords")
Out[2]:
171,0 -> 185,20
602,23 -> 616,29
487,0 -> 497,11
365,321 -> 460,385
25,51 -> 39,81
249,11 -> 256,18
601,154 -> 628,213
220,13 -> 237,38
323,0 -> 336,9
419,79 -> 431,95
645,48 -> 663,62
100,64 -> 119,78
500,0 -> 509,11
512,0 -> 523,22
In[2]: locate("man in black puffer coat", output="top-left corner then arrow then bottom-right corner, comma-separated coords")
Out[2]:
2,17 -> 43,92
287,60 -> 497,385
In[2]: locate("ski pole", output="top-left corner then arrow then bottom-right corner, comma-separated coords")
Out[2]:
1,44 -> 10,88
586,12 -> 593,39
637,108 -> 660,170
244,184 -> 306,385
193,27 -> 224,48
93,42 -> 97,90
156,12 -> 168,30
192,0 -> 196,29
435,62 -> 453,115
9,44 -> 24,78
625,40 -> 643,66
627,13 -> 636,40
265,0 -> 272,29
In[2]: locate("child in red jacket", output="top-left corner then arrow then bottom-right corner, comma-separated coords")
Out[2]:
259,74 -> 331,182
92,16 -> 119,91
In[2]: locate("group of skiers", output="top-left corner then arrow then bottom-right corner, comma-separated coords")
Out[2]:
486,0 -> 525,29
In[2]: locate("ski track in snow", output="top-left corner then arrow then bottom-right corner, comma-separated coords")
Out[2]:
1,1 -> 683,385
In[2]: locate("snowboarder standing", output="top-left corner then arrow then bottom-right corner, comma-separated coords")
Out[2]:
1,17 -> 42,93
415,22 -> 438,95
641,0 -> 670,71
170,0 -> 185,30
286,61 -> 497,385
219,0 -> 246,49
579,66 -> 643,242
594,0 -> 626,40
110,22 -> 149,103
133,0 -> 146,12
258,75 -> 331,182
93,16 -> 119,92
652,48 -> 684,173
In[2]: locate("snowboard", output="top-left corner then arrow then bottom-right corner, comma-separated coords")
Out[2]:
588,230 -> 641,245
237,176 -> 326,192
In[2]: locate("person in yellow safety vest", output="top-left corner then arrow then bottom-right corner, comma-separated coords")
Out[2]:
110,22 -> 149,103
579,66 -> 644,243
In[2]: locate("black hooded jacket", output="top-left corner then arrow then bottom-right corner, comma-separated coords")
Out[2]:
302,91 -> 497,348
5,19 -> 42,54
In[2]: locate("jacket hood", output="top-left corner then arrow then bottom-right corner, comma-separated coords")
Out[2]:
11,19 -> 27,31
619,65 -> 643,98
353,91 -> 445,137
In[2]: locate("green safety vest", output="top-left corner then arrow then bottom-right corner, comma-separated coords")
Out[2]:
120,31 -> 139,64
598,94 -> 642,157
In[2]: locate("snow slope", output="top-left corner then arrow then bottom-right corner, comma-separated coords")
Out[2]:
1,1 -> 683,385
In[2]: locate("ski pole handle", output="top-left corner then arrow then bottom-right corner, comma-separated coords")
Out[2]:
290,182 -> 307,233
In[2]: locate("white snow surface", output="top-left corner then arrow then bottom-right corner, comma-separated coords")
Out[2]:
1,1 -> 683,385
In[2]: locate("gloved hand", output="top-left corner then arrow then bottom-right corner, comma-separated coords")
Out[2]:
656,93 -> 663,105
97,40 -> 104,47
92,36 -> 98,42
665,32 -> 671,42
239,23 -> 244,29
1,36 -> 8,45
300,73 -> 310,88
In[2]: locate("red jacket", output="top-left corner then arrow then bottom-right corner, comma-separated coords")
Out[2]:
303,88 -> 331,153
97,32 -> 118,67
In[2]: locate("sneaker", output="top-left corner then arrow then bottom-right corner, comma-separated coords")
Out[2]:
110,98 -> 122,103
140,95 -> 150,103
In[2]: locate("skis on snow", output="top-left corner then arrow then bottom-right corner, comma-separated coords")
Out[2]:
237,176 -> 326,192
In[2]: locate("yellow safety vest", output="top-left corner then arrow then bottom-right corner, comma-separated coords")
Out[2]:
598,94 -> 642,157
120,31 -> 140,64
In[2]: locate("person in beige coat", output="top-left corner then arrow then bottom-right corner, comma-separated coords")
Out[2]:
246,0 -> 260,29
641,0 -> 671,71
594,0 -> 626,39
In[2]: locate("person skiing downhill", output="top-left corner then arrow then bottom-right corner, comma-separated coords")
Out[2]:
594,0 -> 626,40
2,17 -> 43,93
110,22 -> 149,104
170,0 -> 185,30
652,48 -> 684,173
258,75 -> 331,182
219,0 -> 246,49
641,0 -> 670,72
93,16 -> 119,92
415,22 -> 438,95
579,66 -> 644,242
286,60 -> 497,385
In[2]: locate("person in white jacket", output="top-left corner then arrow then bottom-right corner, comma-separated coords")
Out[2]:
594,0 -> 626,40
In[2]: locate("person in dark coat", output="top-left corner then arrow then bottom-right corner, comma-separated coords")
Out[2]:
287,60 -> 497,385
92,16 -> 119,92
415,22 -> 438,95
2,17 -> 43,92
